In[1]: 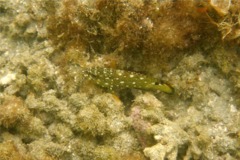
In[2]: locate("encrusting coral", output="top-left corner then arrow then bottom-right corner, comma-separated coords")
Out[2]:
0,0 -> 239,159
130,93 -> 189,160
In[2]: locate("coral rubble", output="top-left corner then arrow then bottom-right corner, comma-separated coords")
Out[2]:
0,0 -> 239,159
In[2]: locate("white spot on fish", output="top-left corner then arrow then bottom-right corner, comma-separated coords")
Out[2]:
96,79 -> 101,84
84,67 -> 173,93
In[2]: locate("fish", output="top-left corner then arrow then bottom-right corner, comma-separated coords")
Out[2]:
83,67 -> 174,94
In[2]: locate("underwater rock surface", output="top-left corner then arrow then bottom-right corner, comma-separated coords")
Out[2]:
0,0 -> 239,159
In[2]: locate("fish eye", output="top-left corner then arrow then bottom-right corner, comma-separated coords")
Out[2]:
154,82 -> 160,85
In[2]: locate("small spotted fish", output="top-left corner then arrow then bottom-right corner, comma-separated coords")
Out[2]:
83,67 -> 174,94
